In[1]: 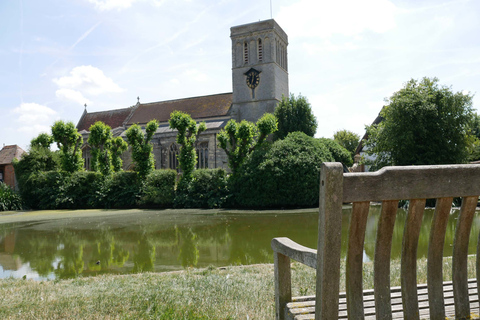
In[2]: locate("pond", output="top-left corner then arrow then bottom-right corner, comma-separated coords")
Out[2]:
0,206 -> 479,280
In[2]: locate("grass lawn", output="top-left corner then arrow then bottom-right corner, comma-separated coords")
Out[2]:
0,256 -> 476,319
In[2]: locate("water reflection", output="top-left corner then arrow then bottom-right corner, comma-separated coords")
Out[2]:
0,207 -> 479,280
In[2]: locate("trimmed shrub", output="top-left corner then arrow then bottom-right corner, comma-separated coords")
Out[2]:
318,138 -> 353,167
175,169 -> 229,208
139,169 -> 177,208
231,132 -> 334,208
26,171 -> 69,210
0,183 -> 22,211
56,171 -> 104,209
104,171 -> 142,209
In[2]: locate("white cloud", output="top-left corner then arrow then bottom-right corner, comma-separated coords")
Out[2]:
56,88 -> 92,106
53,65 -> 122,96
87,0 -> 138,11
277,0 -> 397,39
87,0 -> 167,11
12,103 -> 57,135
184,69 -> 208,82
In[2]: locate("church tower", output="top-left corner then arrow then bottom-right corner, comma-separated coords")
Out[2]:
230,19 -> 289,122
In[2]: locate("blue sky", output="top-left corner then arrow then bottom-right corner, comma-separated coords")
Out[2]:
1,0 -> 479,150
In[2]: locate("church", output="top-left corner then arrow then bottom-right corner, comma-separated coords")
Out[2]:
76,19 -> 289,171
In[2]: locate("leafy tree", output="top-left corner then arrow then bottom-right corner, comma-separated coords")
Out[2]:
168,111 -> 206,182
231,132 -> 334,208
333,130 -> 360,161
217,113 -> 277,175
468,113 -> 480,161
318,138 -> 353,167
51,120 -> 84,172
14,133 -> 60,182
364,77 -> 474,170
88,121 -> 113,175
274,94 -> 317,140
110,136 -> 128,172
30,133 -> 53,149
125,120 -> 159,178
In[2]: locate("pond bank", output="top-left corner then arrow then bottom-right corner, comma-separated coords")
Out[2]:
0,207 -> 318,224
0,257 -> 476,319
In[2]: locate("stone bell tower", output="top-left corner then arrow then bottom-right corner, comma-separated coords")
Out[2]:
230,19 -> 289,123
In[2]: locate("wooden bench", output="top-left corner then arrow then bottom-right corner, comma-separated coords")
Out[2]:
272,162 -> 480,319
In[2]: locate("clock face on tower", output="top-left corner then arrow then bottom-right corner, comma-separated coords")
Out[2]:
245,68 -> 261,89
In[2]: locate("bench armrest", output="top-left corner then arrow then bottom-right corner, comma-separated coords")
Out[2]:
271,237 -> 317,269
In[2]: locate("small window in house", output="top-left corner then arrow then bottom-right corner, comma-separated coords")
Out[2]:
244,42 -> 248,64
169,144 -> 179,170
196,142 -> 209,169
258,39 -> 263,61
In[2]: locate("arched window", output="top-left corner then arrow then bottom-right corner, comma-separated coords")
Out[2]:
82,146 -> 91,171
244,42 -> 248,64
258,39 -> 263,62
169,143 -> 179,170
196,142 -> 209,169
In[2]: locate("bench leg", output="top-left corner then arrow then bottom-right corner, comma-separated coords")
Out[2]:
274,252 -> 292,320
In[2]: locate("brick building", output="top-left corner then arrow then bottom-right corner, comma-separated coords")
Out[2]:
0,145 -> 26,190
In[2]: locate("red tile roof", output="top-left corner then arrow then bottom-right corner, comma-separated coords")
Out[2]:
127,93 -> 233,125
0,145 -> 26,165
76,107 -> 134,132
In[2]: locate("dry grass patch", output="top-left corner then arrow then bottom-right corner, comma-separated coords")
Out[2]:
0,257 -> 476,319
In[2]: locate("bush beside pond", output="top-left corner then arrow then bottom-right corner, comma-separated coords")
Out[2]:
139,169 -> 177,208
174,168 -> 229,209
0,183 -> 23,211
12,132 -> 353,210
231,132 -> 334,208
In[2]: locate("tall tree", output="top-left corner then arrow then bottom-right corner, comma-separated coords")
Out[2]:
168,111 -> 206,183
51,120 -> 84,172
110,136 -> 128,172
333,130 -> 360,162
274,93 -> 317,140
125,120 -> 159,178
88,121 -> 113,175
364,77 -> 474,170
30,133 -> 54,149
217,113 -> 277,175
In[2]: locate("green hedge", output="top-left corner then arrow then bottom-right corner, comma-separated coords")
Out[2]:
175,169 -> 229,208
318,138 -> 353,167
139,169 -> 177,208
0,183 -> 23,211
103,171 -> 142,209
231,132 -> 334,208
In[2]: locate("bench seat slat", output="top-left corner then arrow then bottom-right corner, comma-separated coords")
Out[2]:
286,280 -> 479,320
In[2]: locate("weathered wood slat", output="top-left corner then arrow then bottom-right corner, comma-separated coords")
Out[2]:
286,279 -> 480,320
427,197 -> 452,319
478,231 -> 480,312
346,201 -> 370,319
315,162 -> 344,319
452,196 -> 478,319
342,164 -> 480,202
274,251 -> 292,320
401,199 -> 426,320
271,237 -> 317,269
374,200 -> 398,319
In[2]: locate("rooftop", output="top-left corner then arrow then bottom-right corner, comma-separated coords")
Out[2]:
0,145 -> 26,165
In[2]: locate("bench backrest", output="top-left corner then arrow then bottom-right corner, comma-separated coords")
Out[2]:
317,162 -> 480,319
